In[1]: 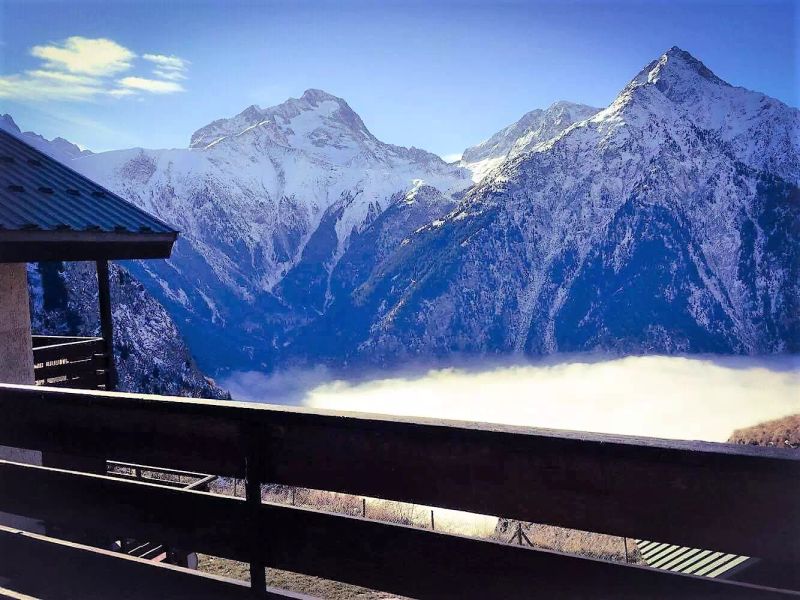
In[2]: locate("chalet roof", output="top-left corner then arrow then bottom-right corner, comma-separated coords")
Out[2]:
0,128 -> 177,263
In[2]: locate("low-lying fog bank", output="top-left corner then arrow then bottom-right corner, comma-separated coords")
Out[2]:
222,354 -> 800,443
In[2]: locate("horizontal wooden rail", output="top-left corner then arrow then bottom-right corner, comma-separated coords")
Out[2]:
106,460 -> 215,479
107,470 -> 213,489
0,587 -> 37,600
0,526 -> 305,600
0,461 -> 796,599
107,461 -> 218,491
0,384 -> 797,564
31,338 -> 107,390
32,335 -> 98,348
31,338 -> 104,364
0,460 -> 251,563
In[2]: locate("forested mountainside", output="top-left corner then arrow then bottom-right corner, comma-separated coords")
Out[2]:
27,261 -> 228,398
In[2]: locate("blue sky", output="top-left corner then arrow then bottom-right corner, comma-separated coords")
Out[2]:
1,0 -> 797,158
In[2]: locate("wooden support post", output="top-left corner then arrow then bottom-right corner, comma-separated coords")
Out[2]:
362,498 -> 366,518
245,429 -> 267,597
95,260 -> 117,391
430,509 -> 435,531
624,537 -> 629,564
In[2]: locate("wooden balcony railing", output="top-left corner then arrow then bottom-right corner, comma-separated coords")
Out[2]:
0,383 -> 798,599
31,336 -> 108,390
105,461 -> 218,567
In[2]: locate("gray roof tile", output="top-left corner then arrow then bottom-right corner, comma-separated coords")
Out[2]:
0,129 -> 176,236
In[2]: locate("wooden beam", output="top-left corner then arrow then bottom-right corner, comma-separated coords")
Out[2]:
0,586 -> 38,600
0,460 -> 252,563
260,503 -> 799,599
31,338 -> 104,364
0,526 -> 303,600
0,231 -> 176,263
106,460 -> 215,479
31,335 -> 94,348
34,357 -> 98,381
245,433 -> 268,596
0,384 -> 798,562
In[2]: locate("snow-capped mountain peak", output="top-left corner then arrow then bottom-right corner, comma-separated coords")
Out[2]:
18,47 -> 797,376
588,46 -> 800,185
64,89 -> 471,371
189,88 -> 373,152
460,100 -> 600,182
382,46 -> 799,364
631,46 -> 729,91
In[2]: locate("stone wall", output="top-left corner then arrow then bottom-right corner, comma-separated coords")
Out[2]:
0,262 -> 43,535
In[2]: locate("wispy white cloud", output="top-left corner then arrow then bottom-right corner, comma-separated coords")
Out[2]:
117,76 -> 184,94
0,36 -> 189,102
441,152 -> 463,163
31,36 -> 135,76
143,53 -> 189,81
0,71 -> 102,101
25,69 -> 97,85
107,88 -> 137,98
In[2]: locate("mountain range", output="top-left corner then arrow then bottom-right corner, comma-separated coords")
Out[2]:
6,46 -> 798,381
302,47 -> 799,366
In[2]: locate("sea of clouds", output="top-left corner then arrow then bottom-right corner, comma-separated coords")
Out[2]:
222,354 -> 800,443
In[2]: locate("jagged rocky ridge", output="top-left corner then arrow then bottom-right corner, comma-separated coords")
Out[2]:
0,114 -> 91,162
459,101 -> 600,182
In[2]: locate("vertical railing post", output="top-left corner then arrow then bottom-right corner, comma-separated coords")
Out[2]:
95,260 -> 117,391
245,425 -> 267,596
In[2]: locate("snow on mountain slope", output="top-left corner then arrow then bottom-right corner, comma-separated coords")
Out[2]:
71,89 -> 472,372
290,47 -> 799,367
459,101 -> 600,182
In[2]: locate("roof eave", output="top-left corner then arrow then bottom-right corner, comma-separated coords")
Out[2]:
0,230 -> 178,263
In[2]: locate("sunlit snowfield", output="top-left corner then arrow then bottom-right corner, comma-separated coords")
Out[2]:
223,355 -> 799,536
224,354 -> 799,443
